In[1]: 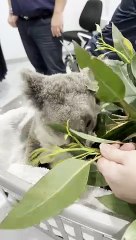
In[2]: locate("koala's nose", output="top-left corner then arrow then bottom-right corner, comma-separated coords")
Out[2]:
81,114 -> 95,133
86,119 -> 92,128
78,118 -> 91,133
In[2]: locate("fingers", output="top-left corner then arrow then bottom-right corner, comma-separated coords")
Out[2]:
11,22 -> 17,28
97,157 -> 112,175
51,26 -> 62,37
120,143 -> 135,151
97,157 -> 122,182
111,143 -> 120,149
8,19 -> 16,27
100,143 -> 127,164
8,15 -> 18,28
51,13 -> 63,37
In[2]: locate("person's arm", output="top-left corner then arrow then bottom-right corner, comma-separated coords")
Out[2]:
51,0 -> 67,37
8,0 -> 12,11
7,0 -> 18,28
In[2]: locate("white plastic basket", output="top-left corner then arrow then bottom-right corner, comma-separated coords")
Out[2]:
0,169 -> 129,240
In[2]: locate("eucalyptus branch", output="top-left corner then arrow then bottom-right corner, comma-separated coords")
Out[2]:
66,120 -> 84,147
88,154 -> 101,164
32,147 -> 99,165
97,37 -> 130,64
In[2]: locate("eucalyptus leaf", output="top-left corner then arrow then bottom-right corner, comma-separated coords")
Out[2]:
131,54 -> 136,83
129,97 -> 136,109
107,60 -> 136,98
86,69 -> 99,92
122,220 -> 136,240
48,123 -> 67,133
102,103 -> 122,112
75,45 -> 126,103
97,194 -> 136,220
124,133 -> 136,141
95,112 -> 117,137
103,121 -> 136,141
121,100 -> 136,120
74,42 -> 91,69
70,129 -> 120,144
39,147 -> 72,165
88,57 -> 126,103
0,159 -> 90,229
87,164 -> 107,187
112,23 -> 135,62
128,61 -> 136,87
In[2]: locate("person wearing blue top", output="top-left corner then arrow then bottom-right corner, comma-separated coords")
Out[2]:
8,0 -> 67,75
87,0 -> 136,59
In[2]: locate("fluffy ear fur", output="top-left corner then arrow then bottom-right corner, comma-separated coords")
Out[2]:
21,69 -> 45,109
22,68 -> 91,110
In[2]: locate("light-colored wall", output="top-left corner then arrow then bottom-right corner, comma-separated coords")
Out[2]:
0,0 -> 121,61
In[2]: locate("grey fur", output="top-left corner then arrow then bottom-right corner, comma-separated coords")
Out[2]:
22,69 -> 99,159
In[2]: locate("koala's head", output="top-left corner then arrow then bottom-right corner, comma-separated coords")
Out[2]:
22,69 -> 99,133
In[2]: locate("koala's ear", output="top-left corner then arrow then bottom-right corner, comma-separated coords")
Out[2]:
21,69 -> 45,109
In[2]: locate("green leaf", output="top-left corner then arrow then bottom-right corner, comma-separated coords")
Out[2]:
0,159 -> 90,229
124,133 -> 136,141
122,220 -> 136,240
120,100 -> 136,120
97,194 -> 136,220
70,129 -> 120,144
48,123 -> 67,134
74,43 -> 91,69
87,164 -> 107,187
95,112 -> 117,137
131,54 -> 136,83
88,57 -> 126,102
85,70 -> 98,92
107,60 -> 136,98
128,62 -> 136,87
49,152 -> 73,168
103,121 -> 136,141
39,146 -> 72,166
130,98 -> 136,109
102,103 -> 122,112
112,23 -> 135,62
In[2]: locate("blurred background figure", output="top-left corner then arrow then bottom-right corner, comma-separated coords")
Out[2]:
7,0 -> 67,75
0,44 -> 7,81
87,0 -> 136,60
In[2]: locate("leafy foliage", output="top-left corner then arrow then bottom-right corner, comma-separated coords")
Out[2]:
122,220 -> 136,240
1,24 -> 136,239
97,194 -> 136,220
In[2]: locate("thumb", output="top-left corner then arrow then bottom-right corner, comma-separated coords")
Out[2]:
100,143 -> 126,164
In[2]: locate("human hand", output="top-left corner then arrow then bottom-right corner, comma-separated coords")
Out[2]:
8,14 -> 18,28
97,143 -> 136,203
51,12 -> 63,37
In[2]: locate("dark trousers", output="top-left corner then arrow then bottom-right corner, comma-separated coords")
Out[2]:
0,44 -> 7,81
17,17 -> 66,75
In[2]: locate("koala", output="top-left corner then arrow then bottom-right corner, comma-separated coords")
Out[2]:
22,69 -> 99,162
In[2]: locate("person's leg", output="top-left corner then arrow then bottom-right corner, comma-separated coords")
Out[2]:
29,18 -> 66,75
0,44 -> 7,81
17,18 -> 48,74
